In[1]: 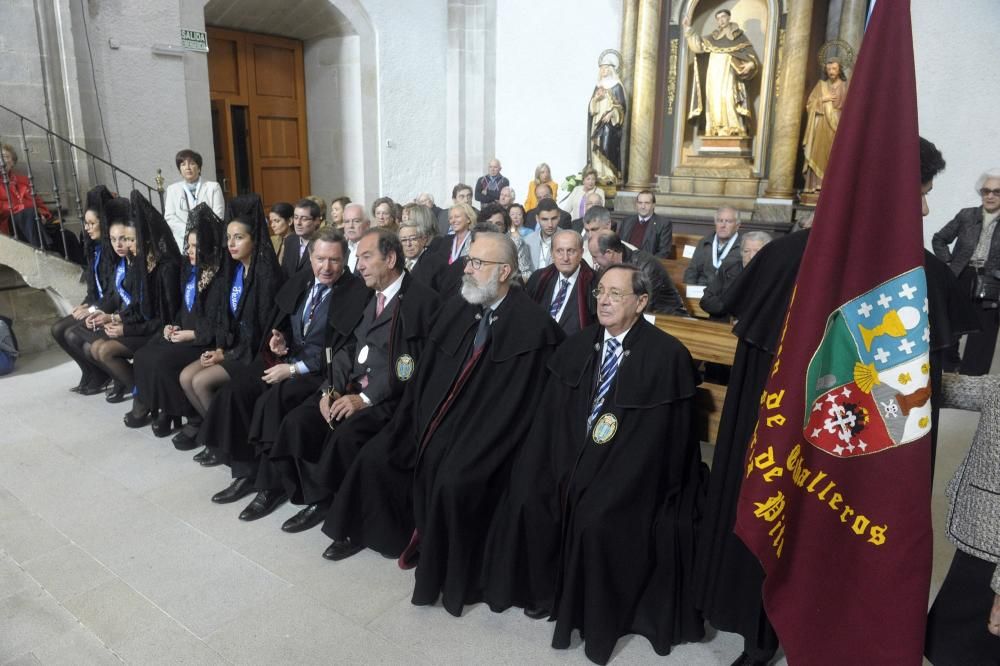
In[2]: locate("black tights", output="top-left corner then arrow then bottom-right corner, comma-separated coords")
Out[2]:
90,338 -> 134,389
56,316 -> 108,387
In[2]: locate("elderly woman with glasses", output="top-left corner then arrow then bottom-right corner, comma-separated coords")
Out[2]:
932,169 -> 1000,375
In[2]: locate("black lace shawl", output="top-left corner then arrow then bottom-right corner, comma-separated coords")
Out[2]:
174,203 -> 226,344
82,185 -> 115,306
119,190 -> 181,336
215,193 -> 283,362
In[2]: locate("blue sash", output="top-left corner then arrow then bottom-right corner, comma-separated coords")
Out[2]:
184,268 -> 198,312
115,258 -> 132,307
229,264 -> 245,315
93,246 -> 104,300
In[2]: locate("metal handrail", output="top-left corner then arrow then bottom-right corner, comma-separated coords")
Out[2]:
0,102 -> 164,263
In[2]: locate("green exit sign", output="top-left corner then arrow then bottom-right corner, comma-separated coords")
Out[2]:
181,29 -> 209,52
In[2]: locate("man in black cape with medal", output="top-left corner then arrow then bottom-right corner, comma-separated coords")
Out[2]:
321,230 -> 564,618
692,138 -> 980,666
482,263 -> 706,665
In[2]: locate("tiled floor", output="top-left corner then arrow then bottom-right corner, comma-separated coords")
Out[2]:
0,349 -> 976,664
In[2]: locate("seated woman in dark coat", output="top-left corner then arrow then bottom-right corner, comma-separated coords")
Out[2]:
50,185 -> 117,393
88,191 -> 181,403
126,203 -> 226,436
174,194 -> 282,453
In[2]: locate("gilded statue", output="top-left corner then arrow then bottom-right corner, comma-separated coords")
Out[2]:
683,9 -> 760,138
587,50 -> 627,184
802,58 -> 850,193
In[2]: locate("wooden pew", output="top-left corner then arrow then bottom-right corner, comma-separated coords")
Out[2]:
655,314 -> 738,445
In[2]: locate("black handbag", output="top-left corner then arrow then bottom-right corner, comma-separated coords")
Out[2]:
973,269 -> 1000,307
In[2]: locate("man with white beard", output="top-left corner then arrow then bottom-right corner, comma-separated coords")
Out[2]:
320,232 -> 565,620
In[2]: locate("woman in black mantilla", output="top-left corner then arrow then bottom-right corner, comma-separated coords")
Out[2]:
125,203 -> 226,436
175,194 -> 282,455
88,191 -> 181,403
50,185 -> 117,393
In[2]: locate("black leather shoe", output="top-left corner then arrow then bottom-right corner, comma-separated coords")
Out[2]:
729,653 -> 769,666
172,430 -> 199,451
322,539 -> 364,561
523,606 -> 550,620
105,385 -> 131,404
78,381 -> 108,396
151,414 -> 180,438
123,411 -> 151,428
281,502 -> 329,533
238,490 -> 288,521
192,447 -> 210,463
199,449 -> 223,467
211,477 -> 255,504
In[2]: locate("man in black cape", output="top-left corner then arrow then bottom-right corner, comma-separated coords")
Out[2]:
322,231 -> 564,616
255,228 -> 439,536
482,264 -> 705,665
203,229 -> 370,511
692,138 -> 980,666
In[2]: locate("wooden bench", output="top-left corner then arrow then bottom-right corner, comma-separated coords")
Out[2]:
655,313 -> 738,445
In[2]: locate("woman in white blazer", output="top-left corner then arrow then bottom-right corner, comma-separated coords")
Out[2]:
163,149 -> 225,250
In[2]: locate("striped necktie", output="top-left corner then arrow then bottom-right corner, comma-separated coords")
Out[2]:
587,338 -> 621,431
549,278 -> 570,319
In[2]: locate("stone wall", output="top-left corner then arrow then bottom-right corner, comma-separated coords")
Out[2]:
0,265 -> 64,355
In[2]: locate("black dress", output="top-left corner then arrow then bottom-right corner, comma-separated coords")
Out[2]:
132,265 -> 224,416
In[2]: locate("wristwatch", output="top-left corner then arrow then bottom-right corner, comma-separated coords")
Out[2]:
288,363 -> 297,377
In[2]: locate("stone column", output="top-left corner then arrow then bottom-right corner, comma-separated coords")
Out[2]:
620,0 -> 639,90
838,0 -> 868,53
624,0 -> 661,190
763,0 -> 815,199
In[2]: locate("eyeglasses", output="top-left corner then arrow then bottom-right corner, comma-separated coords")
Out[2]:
592,286 -> 637,303
463,256 -> 506,270
980,188 -> 1000,198
293,215 -> 315,222
399,236 -> 424,244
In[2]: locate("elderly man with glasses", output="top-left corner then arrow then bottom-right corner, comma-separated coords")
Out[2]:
482,263 -> 706,664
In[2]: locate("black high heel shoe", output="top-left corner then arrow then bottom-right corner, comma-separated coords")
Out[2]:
105,384 -> 131,404
123,410 -> 152,428
151,413 -> 181,438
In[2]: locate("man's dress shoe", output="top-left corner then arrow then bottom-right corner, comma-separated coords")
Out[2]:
281,503 -> 329,533
198,449 -> 223,467
322,540 -> 364,561
523,606 -> 550,620
238,490 -> 288,521
211,477 -> 255,504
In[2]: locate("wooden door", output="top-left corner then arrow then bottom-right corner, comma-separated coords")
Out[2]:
206,27 -> 310,208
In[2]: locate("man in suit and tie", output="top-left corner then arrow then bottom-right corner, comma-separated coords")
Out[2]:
281,198 -> 324,279
205,230 -> 370,512
526,230 -> 596,335
617,190 -> 673,259
255,228 -> 441,535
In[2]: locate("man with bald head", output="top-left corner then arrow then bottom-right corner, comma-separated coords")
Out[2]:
590,229 -> 687,316
684,206 -> 742,286
321,231 -> 564,619
475,158 -> 510,206
563,190 -> 605,233
526,229 -> 596,334
341,203 -> 371,273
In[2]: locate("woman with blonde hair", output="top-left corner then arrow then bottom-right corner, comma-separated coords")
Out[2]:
524,162 -> 559,212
